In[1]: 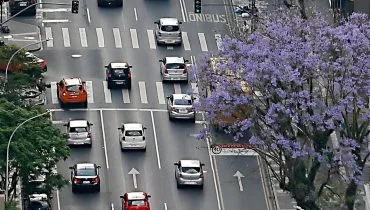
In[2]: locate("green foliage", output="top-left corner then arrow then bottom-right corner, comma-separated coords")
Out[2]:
0,99 -> 70,200
5,202 -> 18,210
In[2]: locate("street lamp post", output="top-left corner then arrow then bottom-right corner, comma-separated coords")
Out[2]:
4,39 -> 51,85
5,110 -> 51,202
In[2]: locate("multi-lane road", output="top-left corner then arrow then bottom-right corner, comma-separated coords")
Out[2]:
32,0 -> 271,209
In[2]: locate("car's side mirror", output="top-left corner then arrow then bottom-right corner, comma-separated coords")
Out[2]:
118,127 -> 122,130
45,84 -> 51,88
143,127 -> 147,130
143,136 -> 146,140
159,59 -> 163,62
89,123 -> 93,126
154,21 -> 159,24
69,166 -> 74,169
97,166 -> 101,168
174,162 -> 179,166
82,81 -> 86,85
49,195 -> 53,199
179,21 -> 182,24
166,96 -> 170,99
184,59 -> 189,62
104,65 -> 108,68
63,123 -> 68,126
120,195 -> 124,199
201,163 -> 205,166
147,195 -> 151,198
128,65 -> 133,68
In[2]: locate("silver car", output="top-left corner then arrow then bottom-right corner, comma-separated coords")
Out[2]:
64,120 -> 93,147
154,18 -> 182,45
174,160 -> 205,189
118,123 -> 147,151
159,57 -> 189,82
167,94 -> 196,122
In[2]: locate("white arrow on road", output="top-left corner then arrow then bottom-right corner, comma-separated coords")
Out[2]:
233,171 -> 245,191
128,168 -> 140,189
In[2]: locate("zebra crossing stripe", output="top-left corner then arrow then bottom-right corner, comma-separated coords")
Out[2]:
182,32 -> 191,51
130,29 -> 139,48
45,27 -> 53,48
79,28 -> 88,48
62,28 -> 71,47
215,34 -> 222,51
85,81 -> 94,103
113,28 -> 122,48
50,82 -> 58,104
198,33 -> 208,52
147,30 -> 156,49
96,28 -> 105,48
139,81 -> 148,103
122,89 -> 130,103
156,82 -> 165,104
191,83 -> 199,94
103,81 -> 112,103
174,83 -> 181,94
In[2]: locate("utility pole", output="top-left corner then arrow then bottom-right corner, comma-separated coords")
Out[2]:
251,0 -> 257,32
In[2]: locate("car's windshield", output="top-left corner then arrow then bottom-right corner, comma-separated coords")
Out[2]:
181,167 -> 201,174
160,25 -> 179,32
166,63 -> 185,69
174,99 -> 192,105
128,200 -> 145,206
69,127 -> 87,133
66,85 -> 82,92
125,130 -> 142,136
76,168 -> 96,176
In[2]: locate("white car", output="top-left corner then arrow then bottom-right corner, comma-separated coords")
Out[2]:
118,123 -> 147,151
64,120 -> 93,147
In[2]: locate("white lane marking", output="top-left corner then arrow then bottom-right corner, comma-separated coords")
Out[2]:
38,8 -> 71,12
174,83 -> 181,94
50,108 -> 168,112
111,203 -> 114,210
113,28 -> 122,48
100,110 -> 110,169
167,46 -> 173,50
62,28 -> 71,47
215,34 -> 222,51
147,30 -> 156,49
134,8 -> 138,21
130,29 -> 139,48
198,33 -> 208,52
139,81 -> 148,104
57,189 -> 60,210
164,203 -> 167,210
42,19 -> 69,23
257,156 -> 272,210
103,81 -> 112,103
191,56 -> 197,81
45,27 -> 53,48
178,0 -> 187,22
87,8 -> 91,23
50,82 -> 58,104
96,28 -> 105,48
39,0 -> 43,9
85,81 -> 94,103
150,111 -> 162,169
122,89 -> 131,103
79,28 -> 88,47
191,83 -> 199,94
182,32 -> 191,51
156,82 -> 165,105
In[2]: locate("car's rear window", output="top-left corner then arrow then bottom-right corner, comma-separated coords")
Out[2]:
166,63 -> 185,69
160,25 -> 179,32
125,130 -> 142,136
112,69 -> 129,75
66,85 -> 82,92
70,127 -> 87,133
76,168 -> 96,176
174,99 -> 192,105
181,167 -> 201,174
128,200 -> 145,206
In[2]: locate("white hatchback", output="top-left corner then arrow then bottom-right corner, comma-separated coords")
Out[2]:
118,123 -> 147,151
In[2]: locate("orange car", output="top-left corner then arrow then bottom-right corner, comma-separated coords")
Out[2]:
57,78 -> 88,108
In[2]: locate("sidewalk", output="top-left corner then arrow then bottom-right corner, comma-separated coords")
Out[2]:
0,2 -> 41,52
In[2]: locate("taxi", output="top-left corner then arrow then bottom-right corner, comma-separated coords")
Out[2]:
57,78 -> 88,108
120,192 -> 151,210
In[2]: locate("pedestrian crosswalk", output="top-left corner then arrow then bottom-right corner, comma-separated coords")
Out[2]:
42,26 -> 220,51
47,81 -> 200,106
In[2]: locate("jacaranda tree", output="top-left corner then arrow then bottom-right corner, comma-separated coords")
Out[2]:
195,9 -> 370,210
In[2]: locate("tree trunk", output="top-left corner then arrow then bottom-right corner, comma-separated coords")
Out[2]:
298,0 -> 308,19
345,180 -> 357,210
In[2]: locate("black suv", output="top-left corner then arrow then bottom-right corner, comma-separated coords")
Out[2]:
97,0 -> 123,7
69,163 -> 101,193
9,0 -> 37,16
105,62 -> 132,89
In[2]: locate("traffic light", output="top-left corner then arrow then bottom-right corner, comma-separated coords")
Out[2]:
71,0 -> 79,14
194,0 -> 201,14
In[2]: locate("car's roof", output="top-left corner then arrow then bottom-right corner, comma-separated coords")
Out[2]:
110,62 -> 130,69
69,120 -> 88,128
166,57 -> 184,64
124,123 -> 143,131
126,192 -> 146,200
180,160 -> 201,167
172,94 -> 192,100
64,78 -> 81,86
160,18 -> 179,26
76,163 -> 95,169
